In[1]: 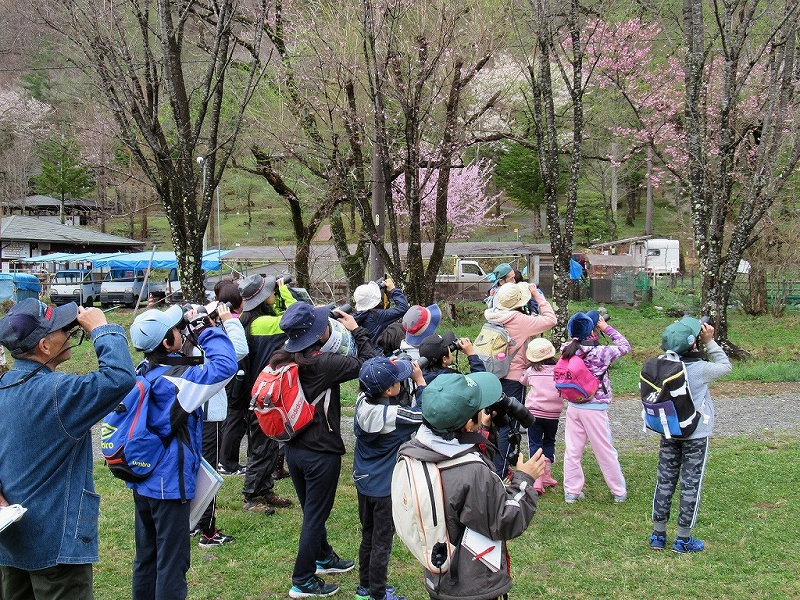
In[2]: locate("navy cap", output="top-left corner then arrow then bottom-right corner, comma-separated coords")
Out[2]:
280,302 -> 330,352
567,312 -> 595,341
0,298 -> 78,357
418,331 -> 457,363
359,356 -> 413,396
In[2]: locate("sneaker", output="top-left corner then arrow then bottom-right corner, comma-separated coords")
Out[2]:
264,492 -> 293,508
198,529 -> 234,548
189,527 -> 201,537
649,532 -> 667,550
242,498 -> 276,515
672,536 -> 704,553
315,551 -> 355,575
289,575 -> 339,598
613,493 -> 628,503
218,464 -> 246,476
564,492 -> 585,504
355,586 -> 396,600
373,591 -> 407,600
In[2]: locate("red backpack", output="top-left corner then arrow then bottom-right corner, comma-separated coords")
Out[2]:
250,362 -> 330,441
553,353 -> 604,403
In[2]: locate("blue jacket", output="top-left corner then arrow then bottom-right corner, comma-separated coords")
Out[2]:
128,327 -> 237,500
353,288 -> 409,343
0,324 -> 136,570
352,386 -> 424,497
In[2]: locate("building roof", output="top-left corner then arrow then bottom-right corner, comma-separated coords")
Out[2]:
0,215 -> 142,247
7,195 -> 101,210
225,241 -> 552,261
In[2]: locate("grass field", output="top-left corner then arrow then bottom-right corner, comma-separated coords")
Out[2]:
93,436 -> 800,599
21,296 -> 799,599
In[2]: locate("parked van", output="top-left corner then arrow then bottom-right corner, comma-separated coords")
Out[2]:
49,269 -> 103,306
645,239 -> 680,275
100,268 -> 148,308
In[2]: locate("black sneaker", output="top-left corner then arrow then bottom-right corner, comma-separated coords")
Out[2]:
218,464 -> 246,476
198,529 -> 235,548
289,575 -> 339,598
315,551 -> 355,575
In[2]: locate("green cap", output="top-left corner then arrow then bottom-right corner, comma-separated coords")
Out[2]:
421,372 -> 503,433
661,316 -> 702,354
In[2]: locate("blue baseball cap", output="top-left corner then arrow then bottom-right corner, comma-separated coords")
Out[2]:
0,298 -> 78,357
280,302 -> 330,352
359,356 -> 413,396
130,305 -> 184,353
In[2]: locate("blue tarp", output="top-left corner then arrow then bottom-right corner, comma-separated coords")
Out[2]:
18,250 -> 230,271
0,273 -> 42,302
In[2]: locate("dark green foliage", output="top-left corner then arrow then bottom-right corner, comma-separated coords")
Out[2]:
32,135 -> 95,206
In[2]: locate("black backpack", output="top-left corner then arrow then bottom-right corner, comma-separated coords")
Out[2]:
639,357 -> 703,439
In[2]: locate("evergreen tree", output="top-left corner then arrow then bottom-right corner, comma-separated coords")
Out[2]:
32,135 -> 95,223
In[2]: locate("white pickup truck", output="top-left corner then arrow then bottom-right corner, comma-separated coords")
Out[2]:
435,259 -> 489,300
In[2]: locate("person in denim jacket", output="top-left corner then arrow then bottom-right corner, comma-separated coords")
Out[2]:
0,299 -> 136,599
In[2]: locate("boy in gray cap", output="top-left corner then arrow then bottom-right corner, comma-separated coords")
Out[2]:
649,317 -> 732,553
395,372 -> 545,599
0,299 -> 136,598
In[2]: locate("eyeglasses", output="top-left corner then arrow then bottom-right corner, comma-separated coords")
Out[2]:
62,327 -> 86,345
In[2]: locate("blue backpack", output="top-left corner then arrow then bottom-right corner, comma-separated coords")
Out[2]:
100,366 -> 172,483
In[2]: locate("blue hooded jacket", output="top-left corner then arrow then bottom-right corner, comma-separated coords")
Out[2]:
128,327 -> 237,500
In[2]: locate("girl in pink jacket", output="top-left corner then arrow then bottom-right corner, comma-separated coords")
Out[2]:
560,311 -> 631,503
519,337 -> 564,494
483,282 -> 557,477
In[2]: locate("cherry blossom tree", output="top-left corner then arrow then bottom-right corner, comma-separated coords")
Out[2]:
589,6 -> 800,352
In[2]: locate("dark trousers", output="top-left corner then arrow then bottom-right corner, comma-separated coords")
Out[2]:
0,564 -> 93,600
285,445 -> 341,585
493,379 -> 526,477
197,421 -> 221,534
220,407 -> 248,471
132,492 -> 191,600
358,493 -> 395,600
242,412 -> 279,500
652,436 -> 709,536
527,417 -> 559,463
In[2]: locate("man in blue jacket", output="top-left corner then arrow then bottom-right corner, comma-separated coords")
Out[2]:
128,304 -> 237,600
0,298 -> 136,599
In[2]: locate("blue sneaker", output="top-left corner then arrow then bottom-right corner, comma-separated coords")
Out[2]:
289,575 -> 339,598
564,492 -> 585,504
355,586 -> 396,600
672,536 -> 704,553
315,551 -> 355,575
649,532 -> 666,550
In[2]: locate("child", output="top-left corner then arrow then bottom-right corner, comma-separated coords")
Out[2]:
649,317 -> 732,553
353,357 -> 427,600
519,337 -> 563,494
561,311 -> 631,503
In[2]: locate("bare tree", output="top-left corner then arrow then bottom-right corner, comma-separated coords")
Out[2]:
39,0 -> 269,301
683,0 -> 800,354
513,0 -> 601,335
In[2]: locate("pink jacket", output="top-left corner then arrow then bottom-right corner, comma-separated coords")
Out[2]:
520,363 -> 564,419
483,285 -> 557,382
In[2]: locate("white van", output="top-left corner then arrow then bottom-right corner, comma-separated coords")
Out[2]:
49,269 -> 103,307
100,268 -> 149,308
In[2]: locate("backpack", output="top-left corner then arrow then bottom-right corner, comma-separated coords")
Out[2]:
553,353 -> 603,403
473,322 -> 519,378
250,362 -> 331,442
391,453 -> 485,574
101,366 -> 172,483
640,357 -> 704,439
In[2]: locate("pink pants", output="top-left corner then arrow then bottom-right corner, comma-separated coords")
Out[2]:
563,404 -> 627,497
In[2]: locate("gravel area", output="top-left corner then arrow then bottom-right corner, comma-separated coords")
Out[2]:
91,382 -> 800,461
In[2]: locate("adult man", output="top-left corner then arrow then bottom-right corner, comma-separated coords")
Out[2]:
0,299 -> 136,599
128,304 -> 237,599
396,372 -> 545,600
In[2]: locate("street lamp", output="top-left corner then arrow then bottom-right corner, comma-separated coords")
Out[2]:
196,156 -> 221,253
